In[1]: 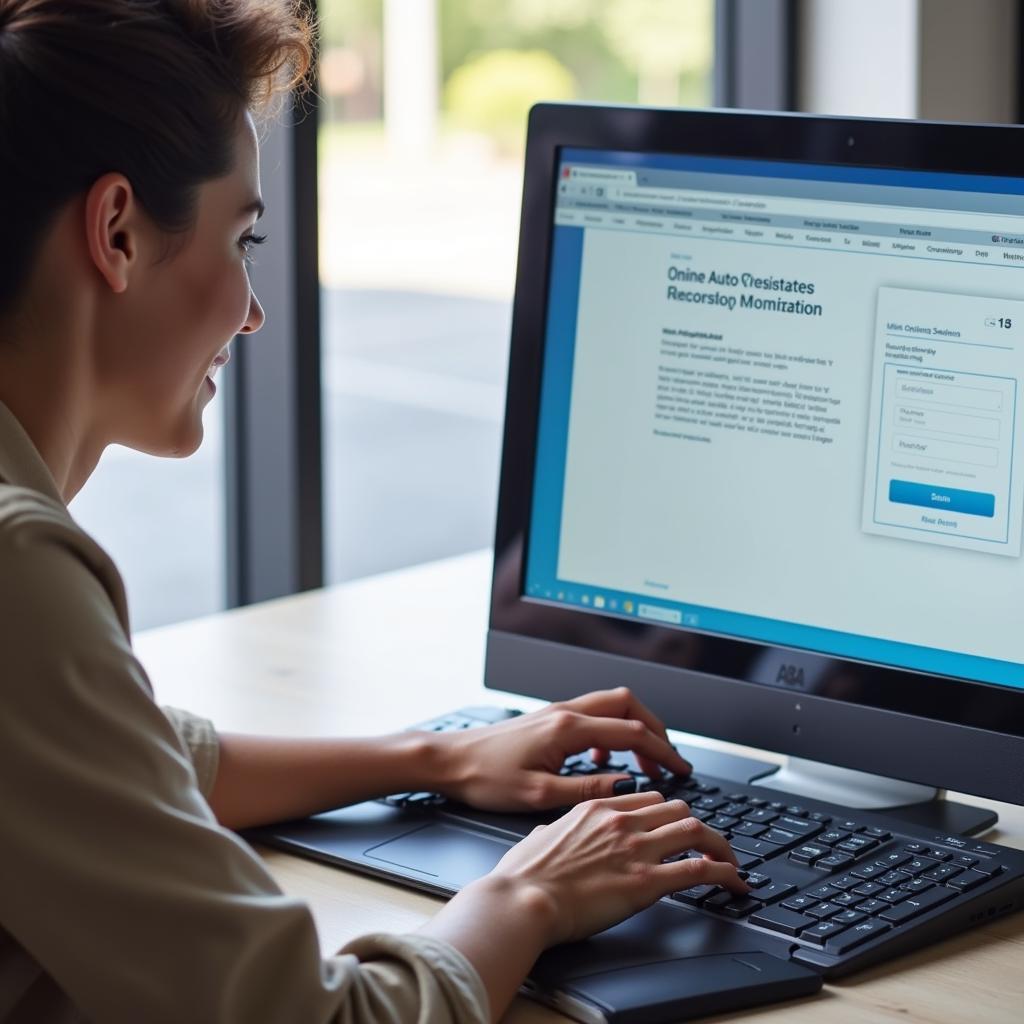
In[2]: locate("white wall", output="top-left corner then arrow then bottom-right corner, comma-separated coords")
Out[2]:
798,0 -> 1018,122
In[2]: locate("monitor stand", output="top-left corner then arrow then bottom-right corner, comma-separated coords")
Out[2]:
750,757 -> 997,837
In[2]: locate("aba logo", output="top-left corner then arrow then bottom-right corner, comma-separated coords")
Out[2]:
776,664 -> 806,687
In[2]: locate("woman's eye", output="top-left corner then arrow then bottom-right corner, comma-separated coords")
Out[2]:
239,232 -> 268,262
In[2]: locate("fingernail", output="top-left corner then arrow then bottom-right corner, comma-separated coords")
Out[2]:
612,778 -> 637,795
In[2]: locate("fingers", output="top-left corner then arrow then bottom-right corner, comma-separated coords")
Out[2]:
656,855 -> 750,895
535,774 -> 665,808
628,797 -> 692,829
562,714 -> 686,777
646,815 -> 740,868
560,688 -> 692,775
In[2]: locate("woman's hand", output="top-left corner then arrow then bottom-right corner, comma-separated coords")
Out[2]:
484,790 -> 750,946
431,686 -> 693,811
420,790 -> 750,1018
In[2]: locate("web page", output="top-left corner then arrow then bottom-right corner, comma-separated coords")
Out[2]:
525,150 -> 1024,690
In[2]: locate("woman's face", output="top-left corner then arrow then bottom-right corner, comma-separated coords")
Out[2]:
97,115 -> 265,457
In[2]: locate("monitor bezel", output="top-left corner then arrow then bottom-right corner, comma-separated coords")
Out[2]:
486,103 -> 1024,806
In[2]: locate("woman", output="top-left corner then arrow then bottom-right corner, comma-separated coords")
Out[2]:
0,2 -> 747,1021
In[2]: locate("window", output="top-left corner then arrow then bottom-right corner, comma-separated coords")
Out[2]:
319,0 -> 715,583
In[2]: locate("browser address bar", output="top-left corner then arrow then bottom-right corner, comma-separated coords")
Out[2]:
606,185 -> 1024,232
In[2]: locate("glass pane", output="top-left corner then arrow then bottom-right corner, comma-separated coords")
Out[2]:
320,0 -> 715,582
69,406 -> 226,630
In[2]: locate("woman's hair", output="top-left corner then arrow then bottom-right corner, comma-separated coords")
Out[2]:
0,0 -> 315,315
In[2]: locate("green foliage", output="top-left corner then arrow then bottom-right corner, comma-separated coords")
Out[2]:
444,49 -> 577,150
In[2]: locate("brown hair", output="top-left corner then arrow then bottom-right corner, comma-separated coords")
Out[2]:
0,0 -> 315,315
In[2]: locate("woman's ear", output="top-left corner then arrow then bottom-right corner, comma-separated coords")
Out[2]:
83,173 -> 139,295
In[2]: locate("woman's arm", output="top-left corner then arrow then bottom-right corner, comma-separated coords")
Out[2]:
208,731 -> 450,830
207,688 -> 692,830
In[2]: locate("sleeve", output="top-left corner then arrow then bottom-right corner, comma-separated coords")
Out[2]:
0,515 -> 489,1024
161,705 -> 220,798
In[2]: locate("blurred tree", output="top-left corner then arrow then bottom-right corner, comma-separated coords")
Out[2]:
443,49 -> 577,152
601,0 -> 713,106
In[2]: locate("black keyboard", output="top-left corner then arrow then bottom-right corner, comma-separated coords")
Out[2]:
382,706 -> 1024,978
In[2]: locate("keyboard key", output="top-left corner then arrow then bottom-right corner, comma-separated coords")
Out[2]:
782,894 -> 818,912
921,864 -> 963,883
807,883 -> 841,901
693,782 -> 720,794
750,906 -> 816,936
726,793 -> 749,803
837,836 -> 878,856
830,874 -> 861,891
825,918 -> 891,954
946,870 -> 988,893
720,896 -> 765,919
835,819 -> 862,832
875,851 -> 912,870
969,860 -> 1004,878
903,841 -> 929,855
818,830 -> 851,847
736,851 -> 765,869
877,888 -> 908,904
805,902 -> 841,920
905,856 -> 940,876
876,884 -> 954,925
790,843 -> 830,865
775,816 -> 821,837
720,802 -> 749,818
814,853 -> 854,872
855,898 -> 887,915
831,892 -> 863,907
743,871 -> 771,889
832,909 -> 868,927
785,805 -> 809,817
741,808 -> 779,825
925,848 -> 953,863
731,836 -> 779,858
706,814 -> 740,831
733,821 -> 768,838
802,920 -> 848,944
761,828 -> 802,849
852,880 -> 884,897
878,870 -> 912,887
808,811 -> 832,824
746,797 -> 768,808
878,886 -> 955,924
851,863 -> 887,881
672,884 -> 719,905
952,854 -> 978,869
860,826 -> 891,840
768,801 -> 787,811
693,796 -> 728,812
703,890 -> 737,911
757,882 -> 797,903
900,879 -> 934,895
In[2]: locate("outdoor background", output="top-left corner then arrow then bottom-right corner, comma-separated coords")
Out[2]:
71,0 -> 715,629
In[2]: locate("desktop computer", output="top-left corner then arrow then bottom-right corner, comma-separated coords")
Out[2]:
258,104 -> 1024,1022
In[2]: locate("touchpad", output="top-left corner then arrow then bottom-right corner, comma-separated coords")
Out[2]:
364,824 -> 516,890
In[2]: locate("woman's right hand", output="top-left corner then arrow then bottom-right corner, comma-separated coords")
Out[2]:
486,789 -> 749,947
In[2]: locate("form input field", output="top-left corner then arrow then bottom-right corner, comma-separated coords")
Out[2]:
895,379 -> 1002,411
893,433 -> 999,467
894,404 -> 1000,440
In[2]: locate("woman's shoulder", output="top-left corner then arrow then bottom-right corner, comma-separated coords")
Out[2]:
0,481 -> 132,638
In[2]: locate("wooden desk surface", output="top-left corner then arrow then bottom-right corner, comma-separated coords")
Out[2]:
136,550 -> 1024,1024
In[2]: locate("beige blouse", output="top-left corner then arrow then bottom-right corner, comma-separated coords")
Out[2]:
0,401 -> 488,1023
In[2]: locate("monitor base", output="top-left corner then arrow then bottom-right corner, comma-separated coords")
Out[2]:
751,757 -> 997,836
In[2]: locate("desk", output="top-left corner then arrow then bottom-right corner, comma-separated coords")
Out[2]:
136,550 -> 1024,1024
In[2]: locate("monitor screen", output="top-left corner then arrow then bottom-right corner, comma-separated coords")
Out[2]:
522,146 -> 1024,693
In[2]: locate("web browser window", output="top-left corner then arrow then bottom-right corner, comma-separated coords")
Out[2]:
525,149 -> 1024,690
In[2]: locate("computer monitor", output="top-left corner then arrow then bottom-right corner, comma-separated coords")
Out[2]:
486,103 -> 1024,819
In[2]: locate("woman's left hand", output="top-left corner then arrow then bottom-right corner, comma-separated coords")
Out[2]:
430,687 -> 693,812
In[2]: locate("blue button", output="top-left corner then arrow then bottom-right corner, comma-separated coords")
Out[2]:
889,479 -> 995,518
